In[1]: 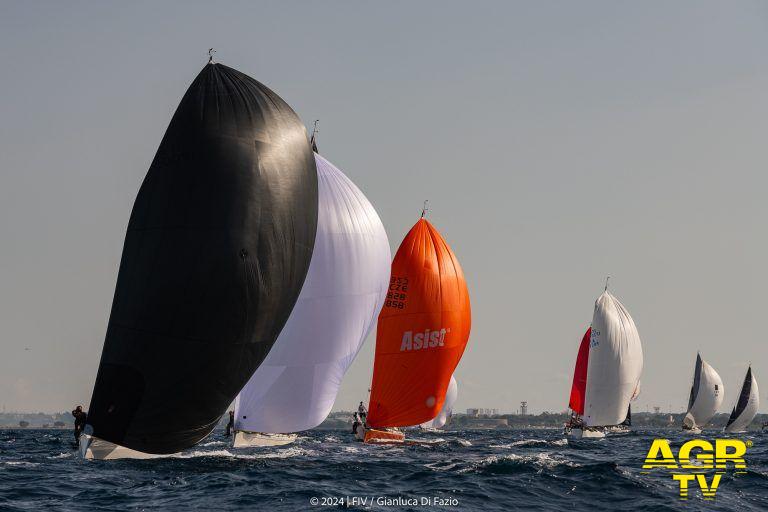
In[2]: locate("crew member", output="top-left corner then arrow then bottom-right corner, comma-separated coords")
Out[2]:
71,405 -> 87,445
225,410 -> 235,437
358,401 -> 367,421
352,412 -> 361,434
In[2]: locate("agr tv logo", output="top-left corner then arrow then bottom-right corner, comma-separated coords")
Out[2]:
642,439 -> 750,500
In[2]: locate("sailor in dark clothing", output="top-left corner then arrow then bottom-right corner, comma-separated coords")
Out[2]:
358,401 -> 367,421
225,410 -> 235,437
71,405 -> 87,445
352,412 -> 361,434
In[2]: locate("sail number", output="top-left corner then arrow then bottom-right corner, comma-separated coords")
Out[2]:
590,329 -> 600,348
386,277 -> 409,309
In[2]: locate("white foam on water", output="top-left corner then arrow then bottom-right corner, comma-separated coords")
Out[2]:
173,449 -> 235,459
455,439 -> 472,446
176,446 -> 318,460
2,461 -> 40,467
257,447 -> 319,459
424,460 -> 461,472
491,438 -> 567,449
511,439 -> 548,447
409,437 -> 445,445
458,452 -> 579,474
48,452 -> 72,459
200,441 -> 226,447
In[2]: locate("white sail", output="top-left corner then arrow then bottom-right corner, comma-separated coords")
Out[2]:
724,367 -> 758,433
234,153 -> 391,434
583,291 -> 643,427
420,376 -> 458,429
683,354 -> 724,430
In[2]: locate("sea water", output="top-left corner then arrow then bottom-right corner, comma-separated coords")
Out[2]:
1,428 -> 766,511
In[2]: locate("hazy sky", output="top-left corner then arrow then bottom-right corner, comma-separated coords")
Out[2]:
1,1 -> 767,416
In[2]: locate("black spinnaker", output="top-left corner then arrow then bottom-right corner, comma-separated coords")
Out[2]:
620,405 -> 631,427
85,62 -> 318,454
687,353 -> 703,411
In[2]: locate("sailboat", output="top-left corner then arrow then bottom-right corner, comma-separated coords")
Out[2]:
80,60 -> 319,459
724,366 -> 758,433
232,133 -> 391,447
566,286 -> 643,439
420,375 -> 458,431
682,353 -> 724,434
355,213 -> 471,443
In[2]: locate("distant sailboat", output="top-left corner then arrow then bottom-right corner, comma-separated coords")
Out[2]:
682,353 -> 724,434
420,375 -> 458,430
80,61 -> 318,459
724,366 -> 758,433
233,139 -> 391,447
566,287 -> 643,439
356,215 -> 471,443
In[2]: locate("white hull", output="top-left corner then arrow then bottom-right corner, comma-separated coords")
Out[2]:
604,425 -> 631,436
233,431 -> 297,448
568,428 -> 605,439
79,435 -> 173,460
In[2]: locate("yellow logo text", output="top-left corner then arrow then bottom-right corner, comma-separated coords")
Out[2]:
642,438 -> 750,500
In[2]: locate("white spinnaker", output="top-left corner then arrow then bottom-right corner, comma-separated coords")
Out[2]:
684,357 -> 724,429
421,376 -> 458,429
724,368 -> 758,433
583,291 -> 644,427
234,153 -> 391,433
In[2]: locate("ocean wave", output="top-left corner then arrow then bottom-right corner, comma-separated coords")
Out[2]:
176,447 -> 319,460
424,460 -> 461,472
489,438 -> 548,449
3,428 -> 764,510
2,461 -> 40,467
459,453 -> 579,474
200,441 -> 226,447
489,438 -> 568,449
47,452 -> 72,459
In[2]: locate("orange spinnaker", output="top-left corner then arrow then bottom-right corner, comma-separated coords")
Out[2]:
367,218 -> 471,428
